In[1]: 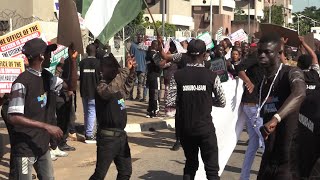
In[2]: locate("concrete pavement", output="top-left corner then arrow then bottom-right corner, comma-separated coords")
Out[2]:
0,128 -> 261,180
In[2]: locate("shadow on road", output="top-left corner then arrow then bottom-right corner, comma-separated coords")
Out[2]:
139,170 -> 183,180
224,165 -> 258,175
129,130 -> 176,149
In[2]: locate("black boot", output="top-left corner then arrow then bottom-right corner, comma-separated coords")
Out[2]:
171,140 -> 181,151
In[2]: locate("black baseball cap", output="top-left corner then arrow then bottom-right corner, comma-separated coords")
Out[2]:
22,38 -> 57,59
187,39 -> 206,56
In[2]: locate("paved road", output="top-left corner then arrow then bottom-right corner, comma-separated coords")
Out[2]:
0,128 -> 261,180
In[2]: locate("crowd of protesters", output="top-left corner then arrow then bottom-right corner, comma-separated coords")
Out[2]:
0,28 -> 320,180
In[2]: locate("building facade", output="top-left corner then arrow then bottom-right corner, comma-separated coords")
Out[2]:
235,0 -> 265,21
144,0 -> 194,30
265,0 -> 293,25
191,0 -> 235,35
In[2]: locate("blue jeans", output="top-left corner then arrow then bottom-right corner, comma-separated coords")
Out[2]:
240,105 -> 264,180
82,98 -> 96,137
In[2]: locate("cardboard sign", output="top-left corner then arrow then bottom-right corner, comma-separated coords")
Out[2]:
58,0 -> 84,54
48,45 -> 69,74
304,33 -> 315,51
259,23 -> 300,47
229,29 -> 248,44
210,58 -> 228,82
173,40 -> 187,53
197,32 -> 214,50
0,58 -> 25,93
163,38 -> 171,53
0,22 -> 44,64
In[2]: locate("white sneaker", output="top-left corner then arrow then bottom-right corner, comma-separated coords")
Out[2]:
50,150 -> 58,161
51,147 -> 69,157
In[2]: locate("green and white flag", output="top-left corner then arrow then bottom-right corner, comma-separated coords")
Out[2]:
83,0 -> 145,43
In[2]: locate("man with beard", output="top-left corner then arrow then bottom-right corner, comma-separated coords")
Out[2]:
257,33 -> 306,180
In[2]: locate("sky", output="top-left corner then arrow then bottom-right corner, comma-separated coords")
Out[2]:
293,0 -> 320,12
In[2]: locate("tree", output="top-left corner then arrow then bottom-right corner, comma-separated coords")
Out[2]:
262,5 -> 285,26
234,7 -> 247,21
291,6 -> 320,35
143,21 -> 177,37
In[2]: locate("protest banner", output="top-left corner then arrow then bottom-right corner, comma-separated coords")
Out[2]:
195,78 -> 246,178
0,58 -> 25,93
173,40 -> 187,53
0,22 -> 44,64
229,29 -> 248,44
197,32 -> 214,50
48,45 -> 69,74
210,58 -> 228,82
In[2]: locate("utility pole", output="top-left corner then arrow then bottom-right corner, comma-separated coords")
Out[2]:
162,0 -> 165,36
210,0 -> 213,36
248,0 -> 251,35
269,2 -> 272,23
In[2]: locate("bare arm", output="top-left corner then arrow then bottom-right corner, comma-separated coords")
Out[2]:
277,68 -> 306,119
300,36 -> 318,66
8,114 -> 62,139
68,50 -> 78,91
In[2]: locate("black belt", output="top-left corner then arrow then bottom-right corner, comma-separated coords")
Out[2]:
100,129 -> 126,137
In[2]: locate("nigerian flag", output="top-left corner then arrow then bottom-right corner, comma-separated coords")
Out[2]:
83,0 -> 145,43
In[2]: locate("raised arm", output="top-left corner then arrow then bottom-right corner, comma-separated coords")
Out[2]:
96,56 -> 136,100
67,47 -> 78,91
299,36 -> 320,75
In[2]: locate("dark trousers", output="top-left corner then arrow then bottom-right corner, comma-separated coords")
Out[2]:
297,124 -> 320,179
180,131 -> 220,180
257,117 -> 299,180
89,132 -> 132,180
56,94 -> 76,145
10,150 -> 54,180
147,77 -> 160,113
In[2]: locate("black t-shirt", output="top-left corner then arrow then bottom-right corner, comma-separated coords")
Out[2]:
303,69 -> 320,95
146,50 -> 162,80
7,69 -> 50,157
79,57 -> 100,98
236,56 -> 264,103
95,91 -> 127,130
175,66 -> 216,136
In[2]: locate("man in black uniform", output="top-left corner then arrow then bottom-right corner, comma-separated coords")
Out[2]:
257,33 -> 306,180
145,40 -> 162,118
79,44 -> 101,143
89,53 -> 136,180
295,36 -> 320,178
7,38 -> 63,180
174,39 -> 226,180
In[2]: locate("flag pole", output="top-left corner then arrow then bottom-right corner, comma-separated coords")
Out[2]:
143,0 -> 160,37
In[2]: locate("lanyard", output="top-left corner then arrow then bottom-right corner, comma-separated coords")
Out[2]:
256,63 -> 283,119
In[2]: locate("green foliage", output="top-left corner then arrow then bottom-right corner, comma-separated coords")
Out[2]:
291,6 -> 320,35
234,7 -> 247,21
262,5 -> 284,26
128,11 -> 145,27
143,21 -> 177,37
